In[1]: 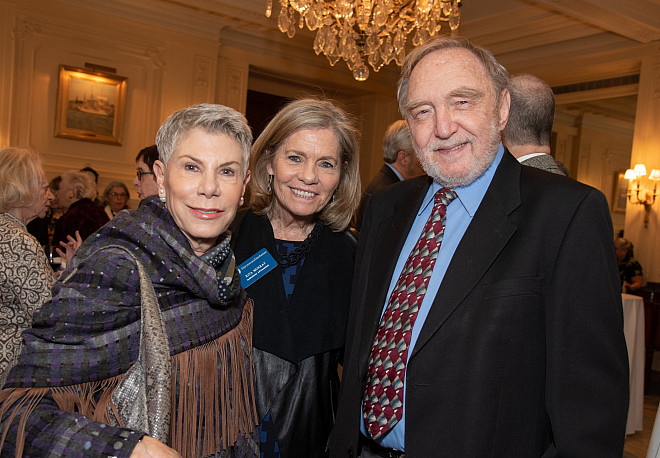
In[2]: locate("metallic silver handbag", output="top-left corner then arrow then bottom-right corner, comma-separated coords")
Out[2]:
96,245 -> 172,443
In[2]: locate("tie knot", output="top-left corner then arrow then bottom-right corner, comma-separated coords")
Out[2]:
435,188 -> 457,208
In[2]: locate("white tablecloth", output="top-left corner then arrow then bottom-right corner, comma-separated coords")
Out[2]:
648,404 -> 660,457
622,293 -> 644,435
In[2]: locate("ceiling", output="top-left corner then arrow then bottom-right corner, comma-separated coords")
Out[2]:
72,0 -> 658,119
78,0 -> 660,85
154,0 -> 660,84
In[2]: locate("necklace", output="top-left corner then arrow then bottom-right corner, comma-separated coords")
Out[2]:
278,220 -> 323,267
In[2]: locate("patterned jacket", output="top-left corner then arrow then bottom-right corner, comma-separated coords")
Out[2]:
0,212 -> 55,387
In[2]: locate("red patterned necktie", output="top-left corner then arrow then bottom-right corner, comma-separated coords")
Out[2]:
362,187 -> 457,439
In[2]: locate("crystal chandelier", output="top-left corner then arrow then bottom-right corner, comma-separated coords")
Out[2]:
266,0 -> 462,81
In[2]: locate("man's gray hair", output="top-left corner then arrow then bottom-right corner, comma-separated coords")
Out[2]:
397,36 -> 509,118
502,74 -> 555,147
383,120 -> 414,164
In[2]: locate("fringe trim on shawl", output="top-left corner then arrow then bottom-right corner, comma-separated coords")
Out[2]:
0,300 -> 256,458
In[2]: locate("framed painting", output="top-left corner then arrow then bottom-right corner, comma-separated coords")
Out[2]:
54,65 -> 127,145
612,171 -> 629,213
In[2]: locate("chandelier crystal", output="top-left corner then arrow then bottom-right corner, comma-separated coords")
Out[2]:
266,0 -> 462,81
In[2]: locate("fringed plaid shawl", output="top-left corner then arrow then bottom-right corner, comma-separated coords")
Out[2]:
0,197 -> 257,457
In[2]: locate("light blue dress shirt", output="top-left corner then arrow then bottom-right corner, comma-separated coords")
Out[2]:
360,144 -> 505,450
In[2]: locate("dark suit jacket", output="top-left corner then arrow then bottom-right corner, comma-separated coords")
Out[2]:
331,151 -> 628,457
354,164 -> 401,231
521,154 -> 566,175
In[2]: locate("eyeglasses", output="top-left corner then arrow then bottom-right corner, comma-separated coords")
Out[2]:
136,170 -> 155,180
110,192 -> 128,198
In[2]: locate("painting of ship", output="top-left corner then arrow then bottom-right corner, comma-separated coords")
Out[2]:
65,77 -> 117,135
56,65 -> 127,145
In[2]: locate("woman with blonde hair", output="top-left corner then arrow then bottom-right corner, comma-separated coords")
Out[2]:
230,98 -> 360,457
0,147 -> 55,386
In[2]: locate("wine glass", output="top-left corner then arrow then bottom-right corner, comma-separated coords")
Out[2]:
48,245 -> 63,271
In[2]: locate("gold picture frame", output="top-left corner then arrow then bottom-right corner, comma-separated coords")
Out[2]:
612,170 -> 629,213
55,65 -> 127,145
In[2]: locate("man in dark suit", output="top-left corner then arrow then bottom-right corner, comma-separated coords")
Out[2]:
354,120 -> 425,230
503,73 -> 567,175
331,37 -> 628,457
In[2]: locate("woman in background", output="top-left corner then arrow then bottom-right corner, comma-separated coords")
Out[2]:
134,144 -> 160,200
51,170 -> 109,246
615,237 -> 643,293
231,98 -> 361,457
0,147 -> 55,387
102,181 -> 130,219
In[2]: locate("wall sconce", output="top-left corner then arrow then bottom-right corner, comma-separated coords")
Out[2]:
625,163 -> 660,228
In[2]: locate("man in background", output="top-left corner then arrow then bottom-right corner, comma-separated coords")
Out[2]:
502,73 -> 567,175
354,120 -> 425,230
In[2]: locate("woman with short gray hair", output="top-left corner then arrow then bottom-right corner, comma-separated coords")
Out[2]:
0,104 -> 257,457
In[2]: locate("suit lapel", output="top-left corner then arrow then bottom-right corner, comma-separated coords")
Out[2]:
358,177 -> 431,367
412,152 -> 522,356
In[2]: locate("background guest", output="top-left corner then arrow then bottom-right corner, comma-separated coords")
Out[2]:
0,103 -> 256,457
51,170 -> 109,247
230,98 -> 361,457
502,73 -> 566,175
0,147 -> 55,387
102,181 -> 130,219
134,144 -> 160,200
354,119 -> 425,230
615,237 -> 644,293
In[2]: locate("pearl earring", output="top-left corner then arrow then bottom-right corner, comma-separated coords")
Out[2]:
159,188 -> 166,203
240,196 -> 245,206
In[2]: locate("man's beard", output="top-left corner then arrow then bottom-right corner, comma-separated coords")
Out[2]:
414,120 -> 502,189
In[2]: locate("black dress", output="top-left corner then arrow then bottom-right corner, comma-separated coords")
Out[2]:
230,210 -> 355,457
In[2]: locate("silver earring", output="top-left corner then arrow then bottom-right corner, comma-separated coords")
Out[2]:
159,188 -> 166,203
267,175 -> 273,194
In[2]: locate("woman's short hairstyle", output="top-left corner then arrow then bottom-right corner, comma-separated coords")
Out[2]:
135,145 -> 159,172
156,104 -> 252,177
61,170 -> 98,201
102,181 -> 130,207
249,98 -> 361,231
397,36 -> 510,118
0,147 -> 45,213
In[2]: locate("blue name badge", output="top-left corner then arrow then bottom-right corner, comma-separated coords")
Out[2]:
237,248 -> 277,288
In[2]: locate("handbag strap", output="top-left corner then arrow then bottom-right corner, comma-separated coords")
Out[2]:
62,244 -> 172,440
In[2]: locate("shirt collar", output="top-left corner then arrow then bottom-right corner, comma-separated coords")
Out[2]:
516,152 -> 547,162
385,163 -> 405,181
418,143 -> 505,217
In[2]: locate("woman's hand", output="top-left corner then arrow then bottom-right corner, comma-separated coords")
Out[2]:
55,231 -> 82,269
129,436 -> 181,458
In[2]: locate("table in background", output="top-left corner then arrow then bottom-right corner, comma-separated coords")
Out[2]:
622,293 -> 644,435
